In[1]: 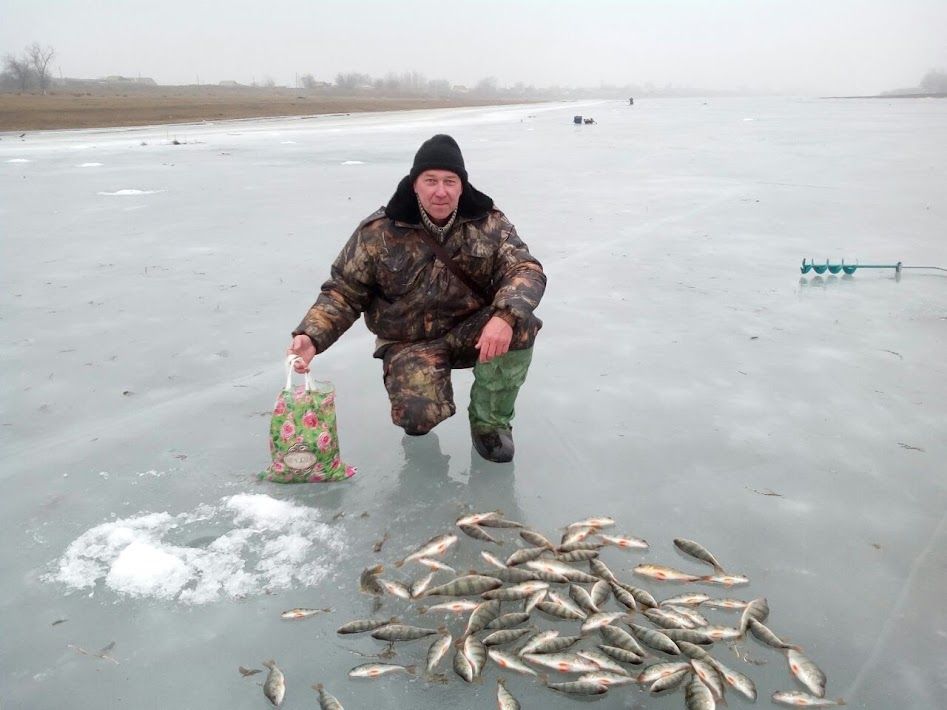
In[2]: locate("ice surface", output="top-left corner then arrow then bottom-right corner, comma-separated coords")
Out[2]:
1,98 -> 945,709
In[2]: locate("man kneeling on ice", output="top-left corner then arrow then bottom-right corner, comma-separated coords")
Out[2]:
287,134 -> 546,462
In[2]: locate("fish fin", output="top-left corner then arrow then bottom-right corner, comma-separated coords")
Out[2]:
394,559 -> 405,568
836,699 -> 846,706
538,672 -> 550,686
262,659 -> 275,669
313,683 -> 324,691
416,606 -> 428,615
405,664 -> 418,675
437,625 -> 448,634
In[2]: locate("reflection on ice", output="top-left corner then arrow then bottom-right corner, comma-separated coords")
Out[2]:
49,494 -> 342,604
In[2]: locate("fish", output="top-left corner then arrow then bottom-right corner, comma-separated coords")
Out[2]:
557,539 -> 604,553
417,600 -> 479,615
615,581 -> 658,608
637,661 -> 691,685
505,546 -> 547,566
348,663 -> 416,678
576,649 -> 629,675
568,583 -> 600,614
683,674 -> 716,709
262,660 -> 285,707
627,623 -> 681,655
485,612 -> 531,630
395,533 -> 458,567
633,563 -> 701,582
359,564 -> 385,596
526,634 -> 583,654
739,597 -> 770,632
566,516 -> 616,530
598,644 -> 646,664
336,617 -> 397,634
609,582 -> 639,611
424,574 -> 503,597
280,607 -> 332,620
600,533 -> 649,550
463,634 -> 487,677
690,658 -> 725,700
519,529 -> 555,549
787,648 -> 827,698
588,557 -> 618,582
524,589 -> 546,613
661,592 -> 711,606
599,624 -> 647,655
410,572 -> 437,599
580,611 -> 626,634
239,666 -> 262,677
523,653 -> 599,674
377,578 -> 411,600
452,645 -> 475,682
483,580 -> 549,601
425,632 -> 452,673
518,630 -> 558,655
590,579 -> 611,607
462,599 -> 501,636
677,641 -> 713,661
483,627 -> 534,647
707,656 -> 758,701
488,648 -> 538,675
659,628 -> 716,645
456,511 -> 502,527
545,677 -> 609,695
371,623 -> 441,642
701,573 -> 750,587
555,548 -> 600,562
312,683 -> 344,710
644,607 -> 696,629
702,597 -> 749,610
577,670 -> 637,687
495,566 -> 541,583
535,600 -> 586,621
559,527 -> 595,548
480,550 -> 507,569
747,618 -> 800,650
458,523 -> 502,544
478,516 -> 523,529
650,667 -> 691,693
771,691 -> 846,706
417,557 -> 456,574
546,589 -> 588,617
496,678 -> 521,710
674,537 -> 726,572
665,604 -> 709,627
526,559 -> 598,583
700,625 -> 743,641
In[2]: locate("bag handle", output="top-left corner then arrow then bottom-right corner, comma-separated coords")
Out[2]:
284,355 -> 315,391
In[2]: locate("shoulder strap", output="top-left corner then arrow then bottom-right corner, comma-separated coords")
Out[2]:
415,229 -> 491,303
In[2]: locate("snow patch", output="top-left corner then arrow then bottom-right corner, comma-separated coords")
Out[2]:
6,158 -> 31,163
341,160 -> 365,165
97,189 -> 164,196
78,162 -> 104,167
48,494 -> 342,604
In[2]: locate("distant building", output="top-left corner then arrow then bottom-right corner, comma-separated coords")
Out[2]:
218,80 -> 244,87
101,75 -> 157,85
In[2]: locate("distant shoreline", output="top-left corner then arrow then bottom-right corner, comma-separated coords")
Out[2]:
0,86 -> 545,132
822,92 -> 947,99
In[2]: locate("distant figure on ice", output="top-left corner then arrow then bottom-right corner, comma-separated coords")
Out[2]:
629,97 -> 634,105
583,117 -> 596,124
286,135 -> 546,463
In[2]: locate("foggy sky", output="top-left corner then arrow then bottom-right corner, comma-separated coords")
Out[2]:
3,0 -> 945,95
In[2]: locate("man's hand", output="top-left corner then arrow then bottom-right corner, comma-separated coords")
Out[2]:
475,316 -> 513,363
287,334 -> 317,372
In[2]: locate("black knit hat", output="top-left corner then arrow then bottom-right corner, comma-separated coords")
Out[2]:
409,134 -> 468,184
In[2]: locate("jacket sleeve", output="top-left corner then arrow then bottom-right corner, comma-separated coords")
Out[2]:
292,228 -> 376,353
490,221 -> 546,323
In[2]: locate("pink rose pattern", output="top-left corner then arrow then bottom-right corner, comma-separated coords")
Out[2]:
260,384 -> 355,484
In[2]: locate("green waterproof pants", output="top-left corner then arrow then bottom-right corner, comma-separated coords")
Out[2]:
468,347 -> 533,433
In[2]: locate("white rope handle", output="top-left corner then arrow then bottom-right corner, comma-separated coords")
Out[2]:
284,354 -> 315,391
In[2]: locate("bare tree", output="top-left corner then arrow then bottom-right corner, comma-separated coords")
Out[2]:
26,43 -> 55,94
299,73 -> 317,89
3,53 -> 34,91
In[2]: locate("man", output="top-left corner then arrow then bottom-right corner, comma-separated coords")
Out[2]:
287,134 -> 545,463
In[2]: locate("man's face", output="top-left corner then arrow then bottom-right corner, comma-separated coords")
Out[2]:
414,169 -> 462,223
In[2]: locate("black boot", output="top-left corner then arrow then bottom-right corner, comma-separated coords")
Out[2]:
471,426 -> 515,463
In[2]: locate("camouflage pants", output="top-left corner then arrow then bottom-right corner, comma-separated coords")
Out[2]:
379,306 -> 541,435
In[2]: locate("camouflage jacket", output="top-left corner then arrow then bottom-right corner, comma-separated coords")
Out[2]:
293,206 -> 546,354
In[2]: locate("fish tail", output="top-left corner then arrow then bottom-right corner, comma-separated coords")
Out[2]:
836,699 -> 847,706
314,683 -> 324,691
416,606 -> 428,614
405,665 -> 418,675
394,559 -> 405,568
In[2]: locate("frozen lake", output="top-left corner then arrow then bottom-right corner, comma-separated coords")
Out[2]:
2,97 -> 945,709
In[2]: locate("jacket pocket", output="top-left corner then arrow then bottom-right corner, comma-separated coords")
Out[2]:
377,249 -> 425,299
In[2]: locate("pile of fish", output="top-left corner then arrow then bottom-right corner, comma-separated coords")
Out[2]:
264,513 -> 846,708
